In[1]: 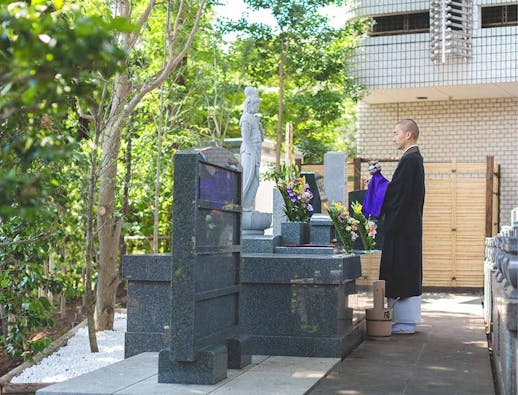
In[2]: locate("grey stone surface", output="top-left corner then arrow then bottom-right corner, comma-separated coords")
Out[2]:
158,346 -> 228,385
309,294 -> 495,395
226,336 -> 252,369
272,187 -> 287,237
274,246 -> 340,255
158,148 -> 249,384
281,221 -> 309,245
122,255 -> 172,358
241,253 -> 361,284
37,352 -> 159,395
488,230 -> 517,395
309,213 -> 334,245
241,234 -> 280,254
37,353 -> 339,395
324,152 -> 346,205
122,254 -> 172,281
124,332 -> 168,358
240,252 -> 363,358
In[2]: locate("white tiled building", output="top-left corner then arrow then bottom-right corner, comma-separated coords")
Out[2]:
348,0 -> 518,225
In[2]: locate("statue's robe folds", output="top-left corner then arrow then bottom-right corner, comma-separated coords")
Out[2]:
239,113 -> 263,211
380,146 -> 425,299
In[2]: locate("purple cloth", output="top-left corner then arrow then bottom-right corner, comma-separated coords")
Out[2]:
362,172 -> 390,218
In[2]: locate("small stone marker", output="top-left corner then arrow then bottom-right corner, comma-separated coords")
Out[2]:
365,280 -> 393,337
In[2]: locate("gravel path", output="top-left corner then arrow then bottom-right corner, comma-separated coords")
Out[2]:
11,313 -> 126,384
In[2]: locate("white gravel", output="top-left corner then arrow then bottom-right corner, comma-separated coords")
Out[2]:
11,313 -> 126,384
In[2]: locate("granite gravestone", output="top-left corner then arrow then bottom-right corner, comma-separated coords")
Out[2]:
158,147 -> 251,385
487,218 -> 518,395
324,152 -> 346,205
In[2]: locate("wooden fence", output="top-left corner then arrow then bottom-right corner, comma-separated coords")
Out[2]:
301,156 -> 500,288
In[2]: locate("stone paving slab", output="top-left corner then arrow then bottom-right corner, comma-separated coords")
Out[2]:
37,353 -> 339,395
309,293 -> 495,395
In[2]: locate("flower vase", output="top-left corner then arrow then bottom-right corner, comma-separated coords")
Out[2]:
281,221 -> 309,245
356,250 -> 382,286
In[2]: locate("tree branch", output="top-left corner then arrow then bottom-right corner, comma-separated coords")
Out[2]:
123,0 -> 207,117
0,229 -> 54,247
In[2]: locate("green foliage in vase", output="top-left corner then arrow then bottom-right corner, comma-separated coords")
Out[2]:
265,164 -> 314,222
350,201 -> 377,251
326,201 -> 359,253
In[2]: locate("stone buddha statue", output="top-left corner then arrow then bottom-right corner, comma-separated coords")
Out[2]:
239,86 -> 271,233
240,86 -> 264,211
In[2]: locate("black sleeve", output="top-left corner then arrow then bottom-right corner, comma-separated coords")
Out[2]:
383,155 -> 418,233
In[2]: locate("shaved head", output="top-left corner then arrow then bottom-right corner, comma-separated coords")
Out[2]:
396,119 -> 419,141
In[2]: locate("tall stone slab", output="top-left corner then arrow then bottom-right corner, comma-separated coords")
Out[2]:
272,187 -> 287,237
324,151 -> 347,205
158,147 -> 250,385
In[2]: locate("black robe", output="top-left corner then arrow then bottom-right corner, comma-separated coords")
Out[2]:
379,146 -> 425,298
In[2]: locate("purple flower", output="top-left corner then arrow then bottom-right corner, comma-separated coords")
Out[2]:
307,204 -> 314,212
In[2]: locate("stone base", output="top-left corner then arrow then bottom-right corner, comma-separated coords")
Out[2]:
281,221 -> 310,245
122,254 -> 172,358
158,346 -> 228,385
247,321 -> 365,358
125,332 -> 168,359
227,336 -> 252,369
242,234 -> 281,254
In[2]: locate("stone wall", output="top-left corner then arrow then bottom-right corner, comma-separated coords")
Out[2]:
357,97 -> 518,226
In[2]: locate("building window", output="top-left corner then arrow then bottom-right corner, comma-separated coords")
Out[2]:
481,5 -> 518,28
370,12 -> 430,36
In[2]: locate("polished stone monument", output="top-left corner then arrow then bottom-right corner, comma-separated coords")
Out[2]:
157,147 -> 251,385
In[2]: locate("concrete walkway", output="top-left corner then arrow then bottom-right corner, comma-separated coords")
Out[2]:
309,293 -> 495,395
37,293 -> 494,395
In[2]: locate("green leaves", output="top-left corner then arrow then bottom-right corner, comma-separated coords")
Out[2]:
218,1 -> 367,163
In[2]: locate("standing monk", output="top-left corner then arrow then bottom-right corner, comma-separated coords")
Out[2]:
380,119 -> 425,335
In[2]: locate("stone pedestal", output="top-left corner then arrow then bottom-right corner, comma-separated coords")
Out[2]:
122,254 -> 172,358
281,221 -> 310,245
240,250 -> 364,358
309,213 -> 334,245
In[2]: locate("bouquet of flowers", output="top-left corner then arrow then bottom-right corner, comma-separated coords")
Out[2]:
326,201 -> 359,252
266,164 -> 314,222
350,201 -> 377,251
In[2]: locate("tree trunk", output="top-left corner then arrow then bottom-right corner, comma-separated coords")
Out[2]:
276,50 -> 286,170
95,123 -> 123,330
95,73 -> 128,330
120,131 -> 132,258
94,0 -> 207,330
85,116 -> 101,352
